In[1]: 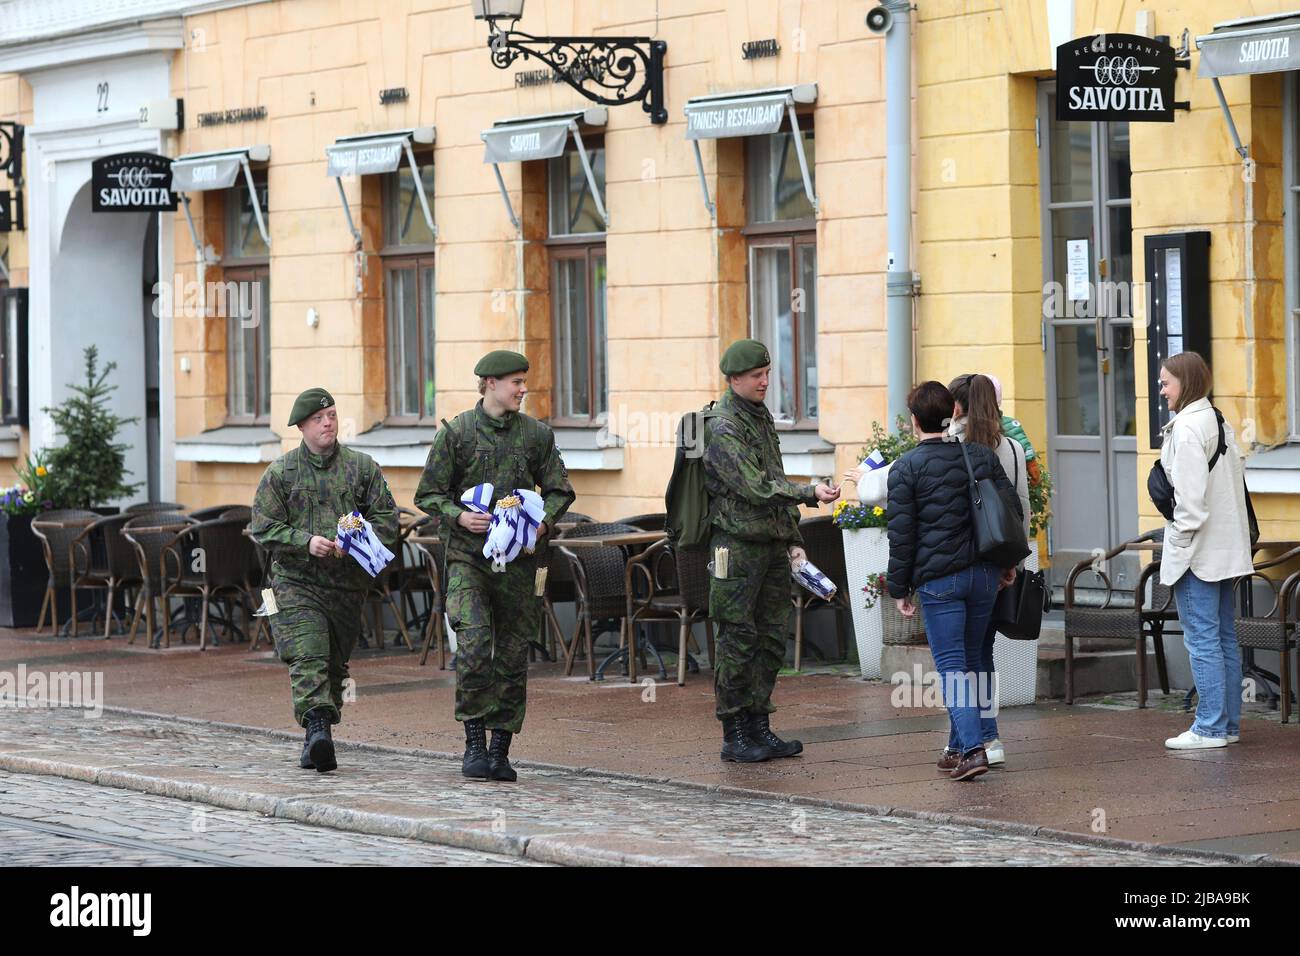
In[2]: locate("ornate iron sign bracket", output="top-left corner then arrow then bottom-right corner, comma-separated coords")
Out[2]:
0,122 -> 23,183
488,31 -> 668,125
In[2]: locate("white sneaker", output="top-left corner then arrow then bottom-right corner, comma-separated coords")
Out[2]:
1226,734 -> 1240,744
984,739 -> 1005,766
1164,730 -> 1228,750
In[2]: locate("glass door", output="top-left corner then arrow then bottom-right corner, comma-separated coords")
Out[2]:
1040,82 -> 1138,589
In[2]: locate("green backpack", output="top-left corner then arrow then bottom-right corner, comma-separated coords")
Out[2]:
664,403 -> 734,550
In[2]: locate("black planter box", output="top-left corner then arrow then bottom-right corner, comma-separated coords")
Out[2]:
0,513 -> 49,628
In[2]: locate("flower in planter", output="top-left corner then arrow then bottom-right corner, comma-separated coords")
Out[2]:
861,571 -> 889,610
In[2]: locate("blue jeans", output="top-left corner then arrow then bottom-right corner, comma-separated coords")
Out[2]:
1173,570 -> 1242,739
918,564 -> 1000,754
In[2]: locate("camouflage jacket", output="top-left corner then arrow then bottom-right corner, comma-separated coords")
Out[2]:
250,441 -> 399,593
703,388 -> 818,544
414,401 -> 576,564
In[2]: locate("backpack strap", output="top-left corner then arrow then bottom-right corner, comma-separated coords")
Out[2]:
1209,408 -> 1229,473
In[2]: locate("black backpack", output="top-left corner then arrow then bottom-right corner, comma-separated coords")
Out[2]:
1148,408 -> 1259,545
664,403 -> 735,551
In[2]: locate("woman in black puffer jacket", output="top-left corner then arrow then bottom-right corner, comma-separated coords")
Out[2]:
886,381 -> 1021,781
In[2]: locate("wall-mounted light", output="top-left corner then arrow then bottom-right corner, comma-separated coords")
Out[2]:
179,356 -> 191,373
306,308 -> 320,328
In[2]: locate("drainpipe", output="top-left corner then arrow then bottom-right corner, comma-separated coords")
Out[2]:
882,0 -> 916,424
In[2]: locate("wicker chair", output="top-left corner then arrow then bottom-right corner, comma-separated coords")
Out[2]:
121,513 -> 196,648
189,504 -> 246,522
792,515 -> 852,671
360,516 -> 423,652
1232,544 -> 1300,724
162,517 -> 256,650
554,522 -> 640,679
30,509 -> 100,636
126,502 -> 187,514
70,513 -> 137,638
618,513 -> 668,532
626,540 -> 715,685
1064,528 -> 1173,707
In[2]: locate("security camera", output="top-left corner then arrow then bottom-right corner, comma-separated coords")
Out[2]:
866,6 -> 892,34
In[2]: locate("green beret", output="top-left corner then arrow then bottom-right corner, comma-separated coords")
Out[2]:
474,350 -> 530,378
288,387 -> 335,427
719,339 -> 772,376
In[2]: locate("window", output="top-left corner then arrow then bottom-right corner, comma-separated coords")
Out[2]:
224,266 -> 270,422
225,173 -> 269,262
382,161 -> 437,421
548,143 -> 607,423
745,124 -> 817,425
223,173 -> 270,424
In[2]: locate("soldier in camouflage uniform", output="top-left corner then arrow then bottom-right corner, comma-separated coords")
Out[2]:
415,350 -> 574,782
250,387 -> 399,773
703,340 -> 840,763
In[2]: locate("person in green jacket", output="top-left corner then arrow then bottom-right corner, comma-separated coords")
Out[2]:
703,339 -> 840,763
250,388 -> 399,773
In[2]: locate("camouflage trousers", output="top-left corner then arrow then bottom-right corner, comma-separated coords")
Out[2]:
445,556 -> 541,734
707,530 -> 793,720
269,579 -> 363,728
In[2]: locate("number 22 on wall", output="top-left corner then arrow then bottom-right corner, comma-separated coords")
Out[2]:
96,82 -> 109,113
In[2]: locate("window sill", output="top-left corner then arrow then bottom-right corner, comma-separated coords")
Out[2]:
347,424 -> 438,469
779,431 -> 835,479
553,425 -> 623,471
175,426 -> 282,464
0,426 -> 19,460
1244,442 -> 1300,494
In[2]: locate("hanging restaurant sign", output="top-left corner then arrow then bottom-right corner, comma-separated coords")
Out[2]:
1056,34 -> 1179,122
0,191 -> 21,233
91,152 -> 178,212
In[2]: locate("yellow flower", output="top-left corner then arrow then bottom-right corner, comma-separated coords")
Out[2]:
35,466 -> 46,477
872,506 -> 884,517
832,499 -> 847,517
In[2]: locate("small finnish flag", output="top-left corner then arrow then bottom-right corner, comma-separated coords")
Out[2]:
862,448 -> 887,471
792,558 -> 837,601
461,483 -> 547,572
337,512 -> 395,577
461,483 -> 494,515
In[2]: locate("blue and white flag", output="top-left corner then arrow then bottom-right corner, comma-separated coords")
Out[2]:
337,511 -> 395,577
461,483 -> 547,572
792,558 -> 837,601
862,448 -> 887,471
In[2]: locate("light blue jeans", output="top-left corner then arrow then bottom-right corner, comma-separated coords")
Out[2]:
1173,570 -> 1242,739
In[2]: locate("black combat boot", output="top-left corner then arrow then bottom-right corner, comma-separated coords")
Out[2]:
304,709 -> 336,773
487,730 -> 518,782
720,714 -> 773,763
749,711 -> 803,758
462,718 -> 489,779
300,728 -> 314,769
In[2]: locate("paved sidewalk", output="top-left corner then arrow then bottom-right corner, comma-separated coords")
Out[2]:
3,628 -> 1300,857
0,706 -> 1253,866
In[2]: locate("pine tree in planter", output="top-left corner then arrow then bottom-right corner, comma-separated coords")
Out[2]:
43,347 -> 142,510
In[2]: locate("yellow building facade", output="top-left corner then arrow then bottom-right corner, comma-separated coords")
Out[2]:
0,0 -> 1298,579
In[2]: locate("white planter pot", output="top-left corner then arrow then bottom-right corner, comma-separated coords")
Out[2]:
991,541 -> 1040,707
841,526 -> 889,679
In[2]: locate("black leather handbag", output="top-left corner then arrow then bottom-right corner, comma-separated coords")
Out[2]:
992,568 -> 1050,640
959,440 -> 1030,569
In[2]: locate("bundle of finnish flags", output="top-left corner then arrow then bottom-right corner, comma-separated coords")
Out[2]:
461,482 -> 546,572
336,511 -> 395,577
792,558 -> 838,601
855,447 -> 890,508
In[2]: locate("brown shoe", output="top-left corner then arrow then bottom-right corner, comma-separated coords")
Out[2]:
950,747 -> 989,782
936,749 -> 961,772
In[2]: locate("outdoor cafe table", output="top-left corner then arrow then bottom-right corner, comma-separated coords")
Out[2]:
554,530 -> 668,682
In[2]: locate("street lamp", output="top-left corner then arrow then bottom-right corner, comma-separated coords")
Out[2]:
470,0 -> 668,125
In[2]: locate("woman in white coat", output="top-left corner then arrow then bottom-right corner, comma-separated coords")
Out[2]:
1157,352 -> 1254,750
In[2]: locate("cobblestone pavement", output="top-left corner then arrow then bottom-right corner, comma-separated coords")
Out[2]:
0,706 -> 1247,866
0,771 -> 541,866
